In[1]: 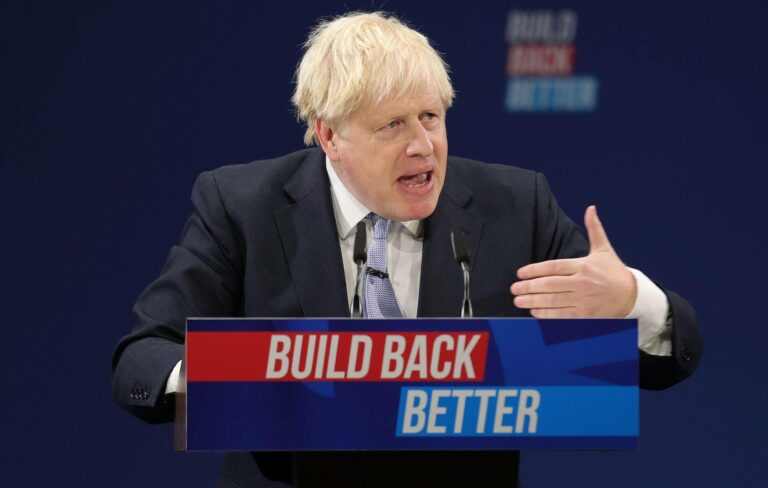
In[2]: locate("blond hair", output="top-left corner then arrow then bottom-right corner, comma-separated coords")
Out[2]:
292,11 -> 455,145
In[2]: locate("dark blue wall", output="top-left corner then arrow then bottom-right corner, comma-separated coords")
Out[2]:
2,1 -> 765,485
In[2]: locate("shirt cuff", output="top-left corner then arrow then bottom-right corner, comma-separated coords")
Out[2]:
164,360 -> 182,394
626,268 -> 672,356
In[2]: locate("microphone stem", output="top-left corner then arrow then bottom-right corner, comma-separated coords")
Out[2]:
461,261 -> 473,318
352,259 -> 365,318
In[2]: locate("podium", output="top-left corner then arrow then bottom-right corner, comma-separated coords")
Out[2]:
175,318 -> 638,451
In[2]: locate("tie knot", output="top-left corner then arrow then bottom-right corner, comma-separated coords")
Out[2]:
368,213 -> 391,240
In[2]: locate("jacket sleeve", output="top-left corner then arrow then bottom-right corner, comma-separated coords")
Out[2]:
111,171 -> 244,423
532,172 -> 702,389
639,289 -> 702,389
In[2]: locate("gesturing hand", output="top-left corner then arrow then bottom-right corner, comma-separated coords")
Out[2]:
510,205 -> 637,318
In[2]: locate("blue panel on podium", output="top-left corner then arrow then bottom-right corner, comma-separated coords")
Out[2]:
178,318 -> 638,451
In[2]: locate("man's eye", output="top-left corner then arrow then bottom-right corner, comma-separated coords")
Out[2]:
383,120 -> 400,129
423,113 -> 438,121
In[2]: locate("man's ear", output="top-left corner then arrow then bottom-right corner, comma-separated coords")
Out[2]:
315,118 -> 340,161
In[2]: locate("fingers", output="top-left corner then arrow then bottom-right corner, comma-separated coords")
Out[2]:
517,258 -> 581,279
584,205 -> 611,252
512,275 -> 580,314
514,292 -> 575,309
510,275 -> 574,295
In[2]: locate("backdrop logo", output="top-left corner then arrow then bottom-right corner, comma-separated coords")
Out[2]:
504,10 -> 598,112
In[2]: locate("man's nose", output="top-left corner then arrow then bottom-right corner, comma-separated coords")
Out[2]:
405,123 -> 434,158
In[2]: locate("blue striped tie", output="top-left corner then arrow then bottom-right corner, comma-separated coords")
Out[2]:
364,214 -> 403,318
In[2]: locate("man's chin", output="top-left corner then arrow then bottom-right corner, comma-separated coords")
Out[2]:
388,200 -> 439,222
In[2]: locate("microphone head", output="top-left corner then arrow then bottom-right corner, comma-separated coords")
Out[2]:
451,227 -> 471,265
353,221 -> 367,263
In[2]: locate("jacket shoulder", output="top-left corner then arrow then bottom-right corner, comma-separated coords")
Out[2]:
193,148 -> 323,209
207,148 -> 318,187
447,155 -> 543,201
449,154 -> 538,183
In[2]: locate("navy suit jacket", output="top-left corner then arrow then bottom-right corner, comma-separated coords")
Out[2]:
112,148 -> 701,486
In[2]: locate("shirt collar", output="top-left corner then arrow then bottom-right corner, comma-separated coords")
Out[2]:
325,156 -> 422,239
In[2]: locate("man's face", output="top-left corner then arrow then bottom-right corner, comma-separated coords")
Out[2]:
325,91 -> 448,222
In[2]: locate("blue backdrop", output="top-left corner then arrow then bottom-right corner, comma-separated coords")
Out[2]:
1,0 -> 765,486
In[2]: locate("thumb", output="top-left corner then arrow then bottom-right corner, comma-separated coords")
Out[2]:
585,205 -> 612,252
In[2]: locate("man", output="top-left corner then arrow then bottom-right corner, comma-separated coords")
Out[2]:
112,11 -> 701,487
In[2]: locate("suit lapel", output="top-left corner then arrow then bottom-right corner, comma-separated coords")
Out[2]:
273,150 -> 350,318
417,163 -> 484,317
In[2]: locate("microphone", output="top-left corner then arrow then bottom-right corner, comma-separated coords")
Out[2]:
451,227 -> 473,318
351,221 -> 367,318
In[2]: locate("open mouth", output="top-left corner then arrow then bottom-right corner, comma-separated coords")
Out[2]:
397,171 -> 432,188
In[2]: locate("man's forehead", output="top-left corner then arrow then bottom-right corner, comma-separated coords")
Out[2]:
360,91 -> 444,120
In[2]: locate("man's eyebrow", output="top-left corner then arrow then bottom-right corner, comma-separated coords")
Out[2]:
376,111 -> 407,121
366,113 -> 403,128
374,107 -> 442,123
